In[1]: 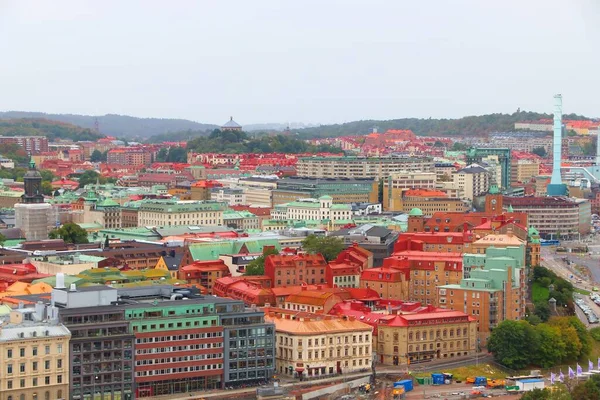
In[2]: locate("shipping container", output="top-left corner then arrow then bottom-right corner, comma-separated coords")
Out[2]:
393,379 -> 413,392
431,373 -> 445,385
517,379 -> 545,391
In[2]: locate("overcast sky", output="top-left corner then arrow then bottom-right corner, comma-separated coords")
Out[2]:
0,0 -> 598,125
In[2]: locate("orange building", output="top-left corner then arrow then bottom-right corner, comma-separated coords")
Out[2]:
360,267 -> 410,300
383,251 -> 463,305
264,253 -> 328,287
179,259 -> 232,293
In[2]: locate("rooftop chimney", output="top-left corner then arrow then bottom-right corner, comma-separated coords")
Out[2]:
55,273 -> 66,290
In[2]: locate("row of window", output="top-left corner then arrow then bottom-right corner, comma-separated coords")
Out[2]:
280,334 -> 370,347
6,391 -> 62,400
133,319 -> 217,332
136,343 -> 222,355
135,364 -> 223,376
6,344 -> 62,358
5,375 -> 62,389
6,359 -> 63,374
136,331 -> 222,343
136,353 -> 222,366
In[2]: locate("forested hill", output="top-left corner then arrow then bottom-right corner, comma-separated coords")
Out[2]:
0,118 -> 103,142
295,111 -> 592,138
0,111 -> 218,140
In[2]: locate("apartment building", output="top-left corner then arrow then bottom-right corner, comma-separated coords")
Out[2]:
360,267 -> 409,300
107,148 -> 152,167
452,164 -> 490,201
264,253 -> 328,287
0,308 -> 71,400
137,200 -> 225,227
381,172 -> 437,207
437,246 -> 526,343
265,308 -> 372,379
271,196 -> 352,222
0,136 -> 49,154
296,156 -> 434,179
510,157 -> 540,186
272,177 -> 377,206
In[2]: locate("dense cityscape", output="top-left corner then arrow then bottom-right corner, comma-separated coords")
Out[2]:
2,1 -> 599,400
0,99 -> 599,400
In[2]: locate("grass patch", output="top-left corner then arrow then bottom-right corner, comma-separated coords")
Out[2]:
412,364 -> 506,381
574,288 -> 591,296
532,282 -> 550,303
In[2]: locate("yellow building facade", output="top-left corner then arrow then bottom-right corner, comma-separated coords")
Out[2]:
0,309 -> 71,400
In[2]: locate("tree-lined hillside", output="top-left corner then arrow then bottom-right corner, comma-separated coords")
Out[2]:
0,112 -> 218,139
295,111 -> 593,138
0,118 -> 103,142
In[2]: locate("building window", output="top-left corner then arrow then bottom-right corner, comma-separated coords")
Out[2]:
57,375 -> 62,384
33,377 -> 38,387
45,377 -> 50,385
7,380 -> 12,389
19,348 -> 25,357
20,379 -> 25,388
7,349 -> 12,358
19,363 -> 25,373
7,364 -> 12,374
32,347 -> 38,356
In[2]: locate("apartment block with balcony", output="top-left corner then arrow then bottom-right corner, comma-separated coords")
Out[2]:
436,246 -> 526,343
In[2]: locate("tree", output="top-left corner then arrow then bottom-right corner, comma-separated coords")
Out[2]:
520,388 -> 550,400
166,147 -> 187,162
451,142 -> 469,151
156,148 -> 168,162
0,233 -> 6,246
49,223 -> 89,244
487,320 -> 536,369
532,147 -> 547,157
531,324 -> 565,367
433,140 -> 445,147
550,317 -> 591,359
572,375 -> 600,400
77,170 -> 103,189
533,301 -> 551,322
245,247 -> 279,276
41,181 -> 54,196
90,149 -> 107,162
525,314 -> 543,326
301,234 -> 345,262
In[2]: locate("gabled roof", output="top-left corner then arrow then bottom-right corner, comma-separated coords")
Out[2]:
222,117 -> 242,128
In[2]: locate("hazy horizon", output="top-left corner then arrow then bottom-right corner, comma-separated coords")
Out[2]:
1,0 -> 598,125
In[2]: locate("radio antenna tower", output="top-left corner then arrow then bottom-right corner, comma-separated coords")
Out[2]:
94,117 -> 100,133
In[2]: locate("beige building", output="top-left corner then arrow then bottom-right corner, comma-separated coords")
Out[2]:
265,308 -> 373,378
377,310 -> 478,365
0,308 -> 71,400
453,164 -> 490,201
137,200 -> 225,227
271,196 -> 352,222
296,156 -> 434,179
511,158 -> 540,186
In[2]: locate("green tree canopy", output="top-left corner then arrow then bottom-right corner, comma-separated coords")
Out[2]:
90,149 -> 107,162
487,320 -> 537,369
532,147 -> 547,157
49,223 -> 89,244
533,301 -> 551,322
245,247 -> 279,276
0,233 -> 6,246
165,147 -> 187,162
301,234 -> 345,262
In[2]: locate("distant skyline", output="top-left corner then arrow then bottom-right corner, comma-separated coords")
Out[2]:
0,0 -> 598,125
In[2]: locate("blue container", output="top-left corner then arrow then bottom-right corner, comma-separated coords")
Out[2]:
431,373 -> 445,385
393,379 -> 414,392
474,377 -> 487,385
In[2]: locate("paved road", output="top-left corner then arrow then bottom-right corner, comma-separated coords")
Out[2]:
541,247 -> 600,327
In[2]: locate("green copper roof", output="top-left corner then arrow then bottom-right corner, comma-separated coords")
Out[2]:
187,238 -> 282,261
319,195 -> 332,200
408,208 -> 424,216
96,198 -> 119,208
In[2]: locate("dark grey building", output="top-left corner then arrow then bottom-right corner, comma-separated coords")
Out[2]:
220,305 -> 275,387
330,224 -> 399,266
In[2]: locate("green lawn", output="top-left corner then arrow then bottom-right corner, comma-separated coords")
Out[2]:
532,282 -> 550,303
574,288 -> 591,296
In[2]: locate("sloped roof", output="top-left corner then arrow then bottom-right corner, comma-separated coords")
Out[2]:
222,117 -> 242,128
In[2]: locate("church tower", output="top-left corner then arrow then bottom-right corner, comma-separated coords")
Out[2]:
485,185 -> 503,215
22,160 -> 44,204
